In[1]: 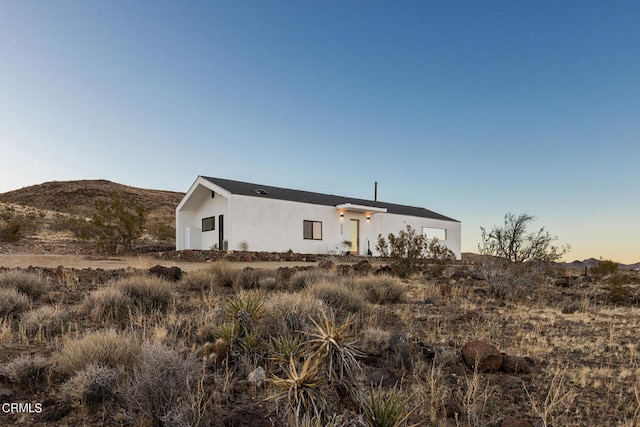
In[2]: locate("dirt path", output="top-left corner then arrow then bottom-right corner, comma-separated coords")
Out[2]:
0,253 -> 319,272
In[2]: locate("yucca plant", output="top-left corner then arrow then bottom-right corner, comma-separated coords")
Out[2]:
270,335 -> 303,366
304,312 -> 363,408
269,356 -> 329,426
365,383 -> 415,427
225,291 -> 264,334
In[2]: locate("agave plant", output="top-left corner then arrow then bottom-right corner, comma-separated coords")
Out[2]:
365,383 -> 415,427
269,356 -> 329,425
304,311 -> 364,407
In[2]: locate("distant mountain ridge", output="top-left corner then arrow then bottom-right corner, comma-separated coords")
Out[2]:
0,179 -> 184,225
462,253 -> 639,270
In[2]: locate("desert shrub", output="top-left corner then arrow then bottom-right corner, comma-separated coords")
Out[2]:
258,276 -> 280,291
61,364 -> 124,406
124,343 -> 207,427
0,287 -> 30,318
289,270 -> 339,292
306,278 -> 367,316
235,268 -> 275,289
20,305 -> 69,338
81,287 -> 132,322
356,276 -> 406,305
0,270 -> 48,300
147,223 -> 175,243
115,275 -> 176,313
358,328 -> 392,356
53,330 -> 142,375
208,261 -> 238,288
0,212 -> 40,242
51,214 -> 96,239
91,191 -> 147,254
181,269 -> 223,293
608,275 -> 631,304
591,259 -> 620,278
0,354 -> 50,388
259,293 -> 325,338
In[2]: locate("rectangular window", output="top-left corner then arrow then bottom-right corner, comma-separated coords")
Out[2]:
202,217 -> 215,232
422,227 -> 446,241
303,220 -> 322,240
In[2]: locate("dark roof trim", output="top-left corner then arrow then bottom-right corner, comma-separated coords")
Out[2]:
200,176 -> 459,222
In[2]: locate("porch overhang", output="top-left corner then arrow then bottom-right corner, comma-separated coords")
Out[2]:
335,203 -> 387,214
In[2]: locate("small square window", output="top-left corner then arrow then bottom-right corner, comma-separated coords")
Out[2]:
303,220 -> 322,240
202,217 -> 215,232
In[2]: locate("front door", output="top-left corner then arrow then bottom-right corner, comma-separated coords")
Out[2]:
218,215 -> 224,249
350,219 -> 360,255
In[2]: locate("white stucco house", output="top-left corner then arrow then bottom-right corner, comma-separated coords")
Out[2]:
176,176 -> 462,259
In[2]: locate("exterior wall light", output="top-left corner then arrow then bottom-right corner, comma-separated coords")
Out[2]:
366,216 -> 371,221
340,213 -> 344,218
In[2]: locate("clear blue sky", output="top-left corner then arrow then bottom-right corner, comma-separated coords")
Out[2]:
1,1 -> 638,263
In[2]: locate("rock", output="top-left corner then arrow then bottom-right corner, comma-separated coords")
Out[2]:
318,259 -> 335,270
305,255 -> 317,262
461,340 -> 503,372
501,354 -> 532,374
416,342 -> 437,360
388,333 -> 412,370
366,368 -> 402,388
148,265 -> 183,282
353,260 -> 373,275
0,388 -> 13,402
500,417 -> 532,427
248,366 -> 265,387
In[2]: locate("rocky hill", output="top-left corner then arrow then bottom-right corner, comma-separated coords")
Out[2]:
0,180 -> 184,225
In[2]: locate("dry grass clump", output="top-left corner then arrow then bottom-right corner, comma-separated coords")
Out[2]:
0,287 -> 30,318
20,305 -> 69,338
208,260 -> 238,288
289,269 -> 339,292
259,292 -> 325,337
115,275 -> 176,313
52,329 -> 142,375
355,276 -> 406,305
81,287 -> 132,322
0,354 -> 50,388
181,268 -> 229,293
358,328 -> 392,357
124,343 -> 207,427
234,267 -> 277,289
0,270 -> 48,300
61,364 -> 124,406
306,278 -> 368,316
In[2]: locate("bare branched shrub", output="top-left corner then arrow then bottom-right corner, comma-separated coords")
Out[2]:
355,277 -> 406,305
0,287 -> 30,318
81,287 -> 132,322
61,364 -> 124,406
20,305 -> 69,338
115,275 -> 176,313
377,225 -> 454,279
53,330 -> 142,375
124,344 -> 208,427
0,270 -> 48,300
0,354 -> 50,388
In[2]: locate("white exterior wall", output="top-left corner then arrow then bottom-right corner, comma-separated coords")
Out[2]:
227,195 -> 343,253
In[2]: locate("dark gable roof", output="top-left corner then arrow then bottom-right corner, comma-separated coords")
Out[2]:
201,176 -> 459,222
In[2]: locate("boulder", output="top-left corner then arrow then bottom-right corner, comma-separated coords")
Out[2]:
318,259 -> 335,270
461,340 -> 503,372
148,265 -> 183,282
337,264 -> 353,276
354,260 -> 373,275
501,354 -> 532,374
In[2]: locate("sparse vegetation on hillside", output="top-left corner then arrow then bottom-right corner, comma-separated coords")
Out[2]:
91,191 -> 147,254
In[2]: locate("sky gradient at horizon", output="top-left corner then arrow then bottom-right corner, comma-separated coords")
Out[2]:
1,1 -> 638,263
